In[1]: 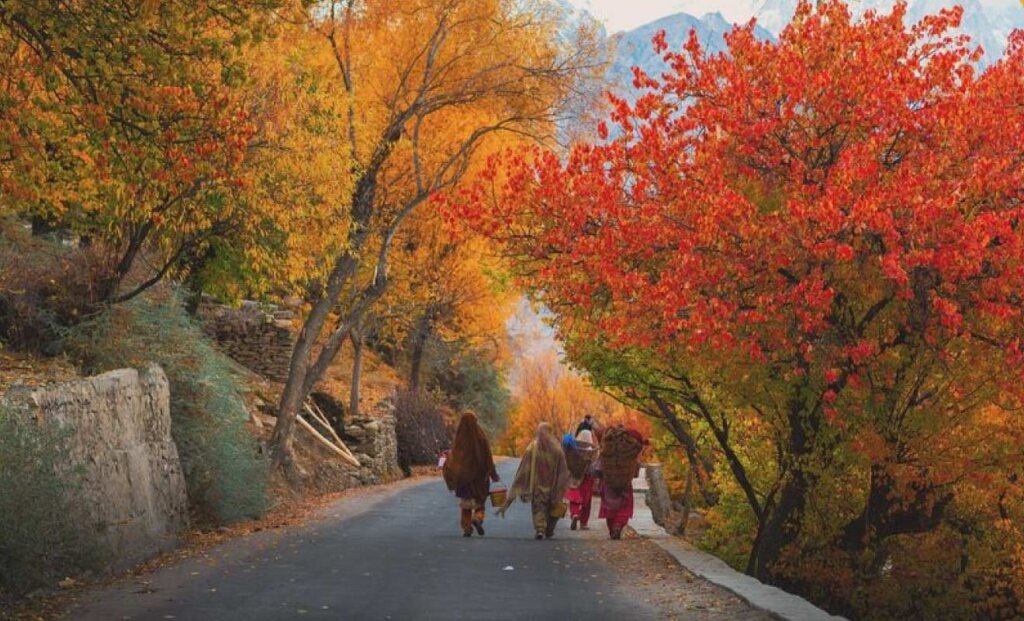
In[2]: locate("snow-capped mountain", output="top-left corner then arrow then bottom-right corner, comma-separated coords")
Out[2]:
561,0 -> 1022,137
592,0 -> 1022,105
753,0 -> 1024,61
605,11 -> 774,101
608,11 -> 773,81
550,0 -> 607,43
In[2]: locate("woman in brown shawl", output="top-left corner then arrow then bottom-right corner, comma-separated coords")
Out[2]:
443,412 -> 499,537
498,422 -> 570,540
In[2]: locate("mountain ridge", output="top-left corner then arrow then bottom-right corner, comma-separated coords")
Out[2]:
589,0 -> 1023,68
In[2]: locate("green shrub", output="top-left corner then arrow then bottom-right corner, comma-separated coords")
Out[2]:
426,342 -> 511,439
66,291 -> 268,525
0,408 -> 101,597
434,348 -> 511,439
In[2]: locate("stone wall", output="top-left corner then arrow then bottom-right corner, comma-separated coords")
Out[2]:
346,404 -> 401,485
645,463 -> 673,528
4,365 -> 189,569
196,300 -> 296,382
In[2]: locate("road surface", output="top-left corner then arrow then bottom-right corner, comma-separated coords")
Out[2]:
67,460 -> 767,620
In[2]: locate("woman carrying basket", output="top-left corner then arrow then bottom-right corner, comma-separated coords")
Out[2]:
565,428 -> 598,531
498,422 -> 570,540
443,411 -> 499,537
596,426 -> 646,540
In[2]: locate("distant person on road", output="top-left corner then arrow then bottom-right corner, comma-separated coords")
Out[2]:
595,426 -> 646,540
443,411 -> 499,537
499,422 -> 570,540
575,414 -> 594,435
565,428 -> 598,531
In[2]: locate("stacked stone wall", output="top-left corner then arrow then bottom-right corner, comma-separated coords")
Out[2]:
346,405 -> 401,485
196,300 -> 296,381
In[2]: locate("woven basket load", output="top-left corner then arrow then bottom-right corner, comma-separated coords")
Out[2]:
601,428 -> 642,492
565,445 -> 592,480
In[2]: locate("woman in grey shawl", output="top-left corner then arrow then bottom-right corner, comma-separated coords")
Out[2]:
498,422 -> 570,539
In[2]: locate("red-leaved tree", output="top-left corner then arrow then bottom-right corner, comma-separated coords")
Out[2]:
451,0 -> 1024,609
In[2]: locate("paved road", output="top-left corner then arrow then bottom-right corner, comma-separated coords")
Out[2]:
69,460 -> 659,620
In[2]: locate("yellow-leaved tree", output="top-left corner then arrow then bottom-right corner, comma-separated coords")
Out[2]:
502,351 -> 651,454
383,211 -> 515,390
268,0 -> 604,469
220,20 -> 357,300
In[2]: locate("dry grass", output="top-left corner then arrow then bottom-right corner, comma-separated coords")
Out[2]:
313,344 -> 403,417
0,351 -> 79,393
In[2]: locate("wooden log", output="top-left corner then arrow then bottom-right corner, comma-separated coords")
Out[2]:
303,402 -> 358,463
306,402 -> 342,444
296,414 -> 360,468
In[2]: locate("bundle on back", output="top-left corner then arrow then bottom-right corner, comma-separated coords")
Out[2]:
600,428 -> 642,492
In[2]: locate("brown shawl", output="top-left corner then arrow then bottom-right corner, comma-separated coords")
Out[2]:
443,412 -> 496,502
499,422 -> 569,515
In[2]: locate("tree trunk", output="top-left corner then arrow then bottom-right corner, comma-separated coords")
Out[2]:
840,464 -> 952,553
754,470 -> 809,582
270,254 -> 359,468
350,330 -> 364,418
651,395 -> 717,504
101,221 -> 152,301
753,397 -> 818,582
408,313 -> 432,390
270,120 -> 409,469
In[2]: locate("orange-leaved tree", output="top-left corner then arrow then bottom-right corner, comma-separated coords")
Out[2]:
502,351 -> 649,455
198,18 -> 357,301
338,210 -> 517,420
384,211 -> 516,390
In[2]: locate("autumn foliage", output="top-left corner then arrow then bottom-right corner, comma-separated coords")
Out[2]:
1,0 -> 573,546
453,2 -> 1024,618
502,351 -> 649,455
0,1 -> 280,302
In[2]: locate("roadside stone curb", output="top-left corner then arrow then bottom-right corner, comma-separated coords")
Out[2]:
631,469 -> 848,621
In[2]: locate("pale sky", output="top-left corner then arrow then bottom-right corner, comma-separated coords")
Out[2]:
567,0 -> 1024,33
567,0 -> 763,32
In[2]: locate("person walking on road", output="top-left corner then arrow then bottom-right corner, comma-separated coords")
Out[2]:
565,428 -> 598,531
443,411 -> 499,537
575,414 -> 595,435
499,422 -> 570,540
596,426 -> 646,540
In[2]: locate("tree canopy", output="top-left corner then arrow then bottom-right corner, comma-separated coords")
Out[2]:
452,2 -> 1024,616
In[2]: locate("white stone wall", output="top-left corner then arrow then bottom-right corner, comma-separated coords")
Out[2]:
5,365 -> 189,569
